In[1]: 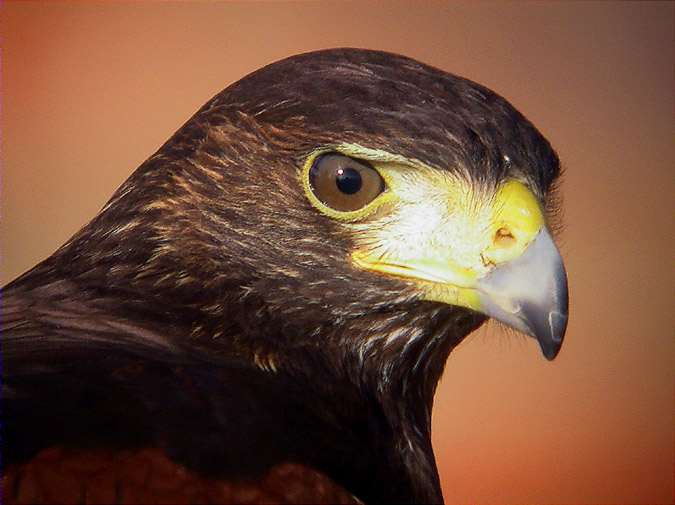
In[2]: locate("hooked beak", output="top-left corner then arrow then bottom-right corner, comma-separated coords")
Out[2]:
477,228 -> 568,360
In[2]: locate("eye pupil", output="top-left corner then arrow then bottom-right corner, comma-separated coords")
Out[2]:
335,167 -> 362,194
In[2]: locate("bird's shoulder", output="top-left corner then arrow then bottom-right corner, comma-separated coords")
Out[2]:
2,446 -> 360,504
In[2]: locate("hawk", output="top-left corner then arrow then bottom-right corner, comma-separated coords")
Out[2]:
1,48 -> 568,504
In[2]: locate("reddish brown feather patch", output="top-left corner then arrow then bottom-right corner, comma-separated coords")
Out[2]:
2,447 -> 360,504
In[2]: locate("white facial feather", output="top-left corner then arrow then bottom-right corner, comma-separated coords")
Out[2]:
350,165 -> 494,277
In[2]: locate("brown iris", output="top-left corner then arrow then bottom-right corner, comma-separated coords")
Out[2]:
308,154 -> 385,212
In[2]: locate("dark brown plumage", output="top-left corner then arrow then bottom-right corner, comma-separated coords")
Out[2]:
1,48 -> 565,504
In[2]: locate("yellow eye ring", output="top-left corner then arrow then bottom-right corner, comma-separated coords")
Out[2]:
301,149 -> 395,221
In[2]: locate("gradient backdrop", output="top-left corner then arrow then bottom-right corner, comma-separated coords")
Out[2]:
2,2 -> 673,504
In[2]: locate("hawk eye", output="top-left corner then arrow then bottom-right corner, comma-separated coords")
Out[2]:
308,154 -> 385,212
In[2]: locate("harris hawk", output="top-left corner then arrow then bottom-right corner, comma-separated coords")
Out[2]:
1,49 -> 568,504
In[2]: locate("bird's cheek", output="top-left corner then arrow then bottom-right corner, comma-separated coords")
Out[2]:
351,179 -> 568,359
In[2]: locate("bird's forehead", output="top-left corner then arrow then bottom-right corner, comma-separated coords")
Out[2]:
209,49 -> 559,192
227,49 -> 500,139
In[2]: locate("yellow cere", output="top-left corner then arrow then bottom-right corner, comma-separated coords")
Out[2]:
482,179 -> 545,266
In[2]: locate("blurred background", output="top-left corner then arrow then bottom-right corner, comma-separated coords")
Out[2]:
2,2 -> 673,504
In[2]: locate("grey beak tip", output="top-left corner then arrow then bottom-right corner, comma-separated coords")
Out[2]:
537,310 -> 567,361
541,344 -> 559,361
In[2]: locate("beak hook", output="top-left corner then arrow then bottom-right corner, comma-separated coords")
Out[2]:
477,228 -> 568,360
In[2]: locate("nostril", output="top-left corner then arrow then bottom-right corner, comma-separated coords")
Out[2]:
495,227 -> 516,247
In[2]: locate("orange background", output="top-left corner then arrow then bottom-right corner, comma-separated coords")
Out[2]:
2,2 -> 673,504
